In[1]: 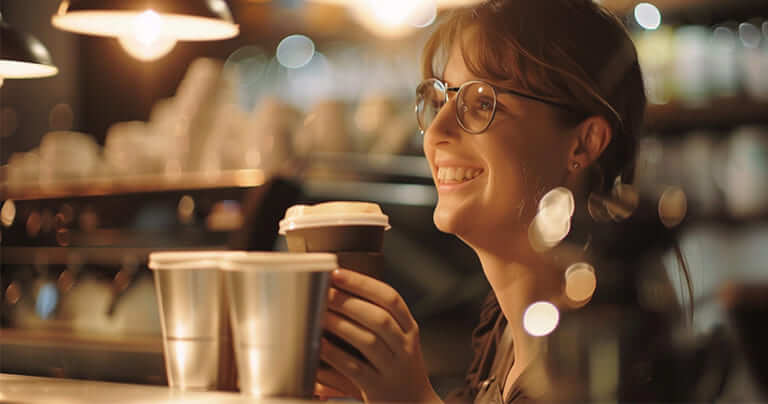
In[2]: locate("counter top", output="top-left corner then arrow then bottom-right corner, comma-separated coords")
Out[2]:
0,374 -> 314,404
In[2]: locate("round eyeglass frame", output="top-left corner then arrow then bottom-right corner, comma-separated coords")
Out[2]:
415,78 -> 582,135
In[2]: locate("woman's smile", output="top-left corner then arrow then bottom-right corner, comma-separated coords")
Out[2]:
432,160 -> 485,192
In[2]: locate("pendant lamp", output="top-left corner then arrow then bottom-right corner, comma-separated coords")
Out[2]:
0,14 -> 59,82
51,0 -> 239,60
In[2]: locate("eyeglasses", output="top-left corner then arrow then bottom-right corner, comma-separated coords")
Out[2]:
415,78 -> 577,134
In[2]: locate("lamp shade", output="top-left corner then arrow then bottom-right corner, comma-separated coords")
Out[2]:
0,19 -> 59,78
51,0 -> 239,41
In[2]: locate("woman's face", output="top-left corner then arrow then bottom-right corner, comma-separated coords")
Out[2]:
423,41 -> 576,246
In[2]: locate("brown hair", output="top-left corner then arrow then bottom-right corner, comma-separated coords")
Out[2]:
421,0 -> 646,193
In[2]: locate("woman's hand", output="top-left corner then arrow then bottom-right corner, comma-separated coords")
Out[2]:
319,269 -> 442,403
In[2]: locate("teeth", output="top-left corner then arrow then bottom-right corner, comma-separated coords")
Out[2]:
436,167 -> 482,183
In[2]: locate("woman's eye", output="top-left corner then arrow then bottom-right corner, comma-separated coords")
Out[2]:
475,98 -> 493,112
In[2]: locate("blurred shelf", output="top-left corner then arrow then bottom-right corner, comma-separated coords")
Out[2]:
644,97 -> 768,133
307,153 -> 432,181
1,155 -> 434,202
0,328 -> 162,353
304,179 -> 437,207
0,169 -> 268,201
0,246 -> 226,266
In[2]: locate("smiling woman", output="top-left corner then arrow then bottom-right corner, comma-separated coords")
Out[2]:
315,1 -> 691,403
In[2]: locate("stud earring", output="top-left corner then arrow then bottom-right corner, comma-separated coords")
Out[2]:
571,162 -> 581,170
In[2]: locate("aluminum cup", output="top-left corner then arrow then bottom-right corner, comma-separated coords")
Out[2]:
148,251 -> 242,391
220,252 -> 337,398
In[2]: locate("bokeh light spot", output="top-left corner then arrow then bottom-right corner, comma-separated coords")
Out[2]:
634,3 -> 661,30
177,195 -> 196,224
565,262 -> 597,303
658,186 -> 687,228
276,35 -> 315,69
1,200 -> 16,227
523,301 -> 560,337
36,283 -> 59,320
739,22 -> 762,49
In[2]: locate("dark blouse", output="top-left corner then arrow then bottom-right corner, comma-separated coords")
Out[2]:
446,293 -> 531,404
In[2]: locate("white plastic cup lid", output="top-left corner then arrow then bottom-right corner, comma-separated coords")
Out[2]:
220,252 -> 337,272
148,250 -> 246,270
278,201 -> 390,234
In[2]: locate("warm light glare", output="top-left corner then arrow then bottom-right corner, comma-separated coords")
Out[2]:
634,3 -> 661,30
171,339 -> 190,373
565,263 -> 597,303
407,0 -> 437,28
523,301 -> 560,337
276,35 -> 315,69
52,11 -> 239,40
118,10 -> 177,61
245,345 -> 262,396
1,200 -> 16,227
0,60 -> 59,78
234,169 -> 266,186
369,0 -> 415,26
353,0 -> 418,37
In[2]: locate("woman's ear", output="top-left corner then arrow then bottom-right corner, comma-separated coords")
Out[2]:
567,116 -> 613,172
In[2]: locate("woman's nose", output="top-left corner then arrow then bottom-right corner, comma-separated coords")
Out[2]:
424,95 -> 461,145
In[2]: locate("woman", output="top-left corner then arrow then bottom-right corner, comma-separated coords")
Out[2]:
315,1 -> 687,402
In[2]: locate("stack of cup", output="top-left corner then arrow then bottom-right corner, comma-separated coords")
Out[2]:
149,250 -> 338,399
148,251 -> 240,391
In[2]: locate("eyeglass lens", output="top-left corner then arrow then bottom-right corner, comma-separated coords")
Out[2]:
457,82 -> 496,133
416,79 -> 497,134
416,79 -> 446,132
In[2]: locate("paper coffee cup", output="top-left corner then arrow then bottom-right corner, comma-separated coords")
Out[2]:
279,202 -> 390,364
278,201 -> 390,278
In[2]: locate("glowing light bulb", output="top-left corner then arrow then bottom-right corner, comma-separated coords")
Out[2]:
634,3 -> 661,30
118,10 -> 177,61
523,301 -> 560,337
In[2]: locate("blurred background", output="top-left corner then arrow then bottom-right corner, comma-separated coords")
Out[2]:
1,0 -> 767,400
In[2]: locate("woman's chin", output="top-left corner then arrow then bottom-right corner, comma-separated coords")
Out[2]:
432,204 -> 469,236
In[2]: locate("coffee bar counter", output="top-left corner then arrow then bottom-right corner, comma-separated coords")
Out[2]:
0,373 -> 315,404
